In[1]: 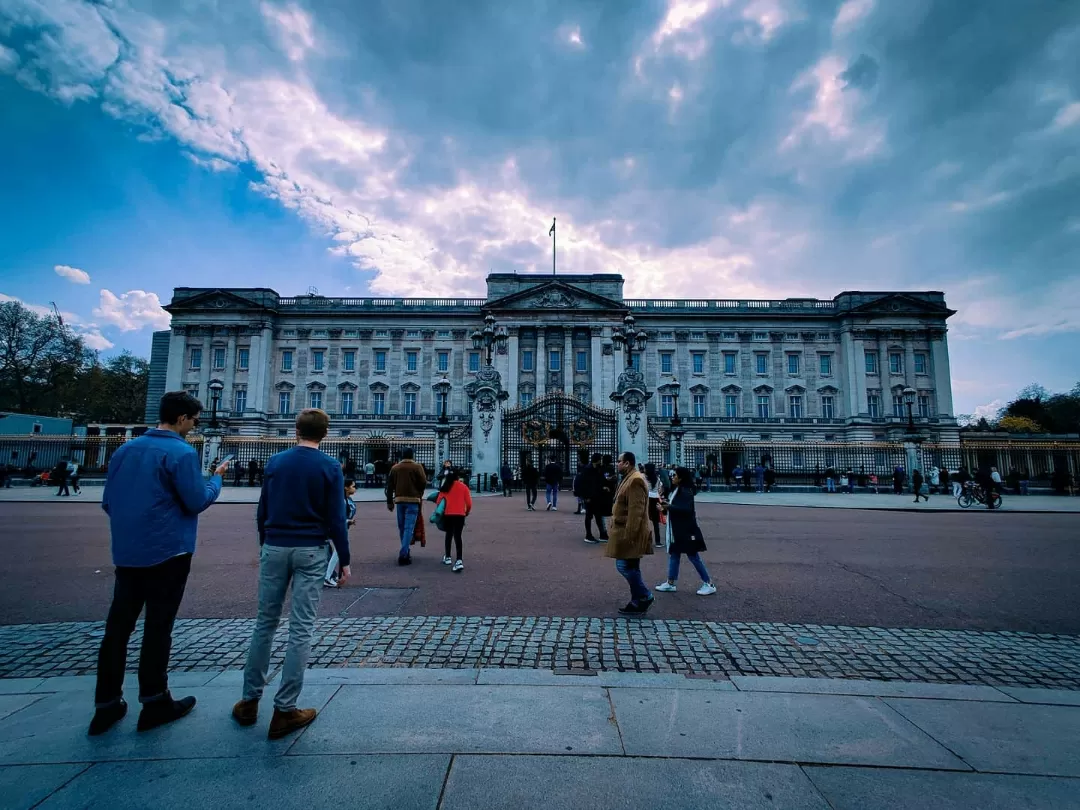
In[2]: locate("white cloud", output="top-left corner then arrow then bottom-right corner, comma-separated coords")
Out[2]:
185,153 -> 235,172
93,289 -> 171,332
261,2 -> 315,63
0,291 -> 78,323
832,0 -> 874,38
54,264 -> 91,284
79,329 -> 114,350
972,399 -> 1005,421
950,276 -> 1080,340
560,24 -> 585,48
740,0 -> 791,42
0,43 -> 20,72
1049,101 -> 1080,132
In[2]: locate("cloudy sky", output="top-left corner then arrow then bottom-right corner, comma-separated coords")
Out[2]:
1,0 -> 1078,415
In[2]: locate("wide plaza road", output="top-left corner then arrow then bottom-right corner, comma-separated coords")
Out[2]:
3,497 -> 1078,633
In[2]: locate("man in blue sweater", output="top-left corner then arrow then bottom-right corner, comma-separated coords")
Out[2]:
233,408 -> 349,739
89,391 -> 228,736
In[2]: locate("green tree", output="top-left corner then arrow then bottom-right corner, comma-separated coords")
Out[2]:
0,301 -> 89,415
998,415 -> 1045,434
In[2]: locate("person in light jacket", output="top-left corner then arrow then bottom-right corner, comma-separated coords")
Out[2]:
654,466 -> 716,596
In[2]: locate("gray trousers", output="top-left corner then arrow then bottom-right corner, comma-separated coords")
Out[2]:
243,544 -> 328,710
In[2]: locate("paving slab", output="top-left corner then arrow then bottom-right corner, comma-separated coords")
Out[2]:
475,668 -> 735,690
34,755 -> 450,810
289,684 -> 623,755
611,689 -> 967,769
884,698 -> 1080,777
996,686 -> 1080,706
440,755 -> 831,810
303,666 -> 478,685
0,685 -> 340,765
731,676 -> 1015,702
0,678 -> 45,695
31,671 -> 220,693
0,693 -> 44,722
805,765 -> 1080,809
203,669 -> 280,688
0,764 -> 89,810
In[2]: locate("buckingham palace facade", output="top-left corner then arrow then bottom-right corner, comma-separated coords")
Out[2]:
148,273 -> 959,449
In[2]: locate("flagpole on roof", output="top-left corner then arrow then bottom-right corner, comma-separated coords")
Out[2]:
549,217 -> 556,276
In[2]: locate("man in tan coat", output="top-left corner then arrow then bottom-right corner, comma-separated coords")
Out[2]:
385,448 -> 428,566
605,451 -> 654,615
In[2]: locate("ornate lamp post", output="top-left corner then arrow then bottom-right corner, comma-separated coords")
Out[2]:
901,385 -> 922,490
610,313 -> 648,368
667,377 -> 685,468
433,375 -> 453,473
669,377 -> 682,428
903,386 -> 917,430
203,380 -> 225,475
207,380 -> 224,429
471,313 -> 509,366
434,375 -> 451,425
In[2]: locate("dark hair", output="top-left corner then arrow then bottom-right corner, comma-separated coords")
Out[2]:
296,409 -> 330,442
440,469 -> 459,493
591,453 -> 602,464
401,447 -> 415,460
344,478 -> 355,488
159,391 -> 202,425
620,451 -> 636,467
674,466 -> 695,490
644,462 -> 658,486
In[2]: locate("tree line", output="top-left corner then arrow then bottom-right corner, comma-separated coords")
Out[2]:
961,382 -> 1080,435
0,300 -> 149,424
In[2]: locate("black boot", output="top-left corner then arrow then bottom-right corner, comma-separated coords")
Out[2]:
88,698 -> 127,736
137,694 -> 197,732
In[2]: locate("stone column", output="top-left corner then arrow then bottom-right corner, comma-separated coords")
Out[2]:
165,327 -> 185,393
223,327 -> 238,414
561,328 -> 570,394
930,329 -> 954,417
904,330 -> 917,391
668,427 -> 685,467
202,430 -> 224,475
434,423 -> 452,473
611,367 -> 651,467
590,327 -> 603,406
536,329 -> 547,400
508,327 -> 519,405
840,328 -> 860,418
465,366 -> 508,481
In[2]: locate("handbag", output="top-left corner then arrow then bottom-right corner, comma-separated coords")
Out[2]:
430,497 -> 446,531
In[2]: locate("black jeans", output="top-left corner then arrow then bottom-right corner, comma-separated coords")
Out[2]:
443,515 -> 465,559
95,553 -> 192,706
584,503 -> 607,539
56,478 -> 69,496
525,484 -> 538,507
502,481 -> 512,497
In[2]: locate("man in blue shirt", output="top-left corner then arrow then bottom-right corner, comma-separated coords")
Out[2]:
89,391 -> 228,736
232,408 -> 349,739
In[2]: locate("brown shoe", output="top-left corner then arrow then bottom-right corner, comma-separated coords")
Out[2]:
232,699 -> 259,727
268,707 -> 317,740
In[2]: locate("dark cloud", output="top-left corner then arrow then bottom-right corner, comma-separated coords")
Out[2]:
840,54 -> 878,90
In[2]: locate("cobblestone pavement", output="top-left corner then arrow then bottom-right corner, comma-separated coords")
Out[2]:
2,617 -> 1078,689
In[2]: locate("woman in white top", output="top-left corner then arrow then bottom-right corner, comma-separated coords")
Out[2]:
643,463 -> 663,548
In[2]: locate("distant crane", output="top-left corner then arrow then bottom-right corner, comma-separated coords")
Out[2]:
50,302 -> 64,327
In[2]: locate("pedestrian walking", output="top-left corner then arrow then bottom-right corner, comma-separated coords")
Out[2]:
437,470 -> 473,572
325,478 -> 357,587
522,460 -> 539,510
940,467 -> 951,496
500,462 -> 513,497
234,409 -> 349,739
543,456 -> 562,511
89,391 -> 228,736
732,463 -> 743,492
247,458 -> 258,487
580,453 -> 613,544
67,459 -> 81,494
606,451 -> 654,615
644,463 -> 664,548
912,469 -> 928,502
386,448 -> 427,565
654,466 -> 716,596
53,459 -> 70,496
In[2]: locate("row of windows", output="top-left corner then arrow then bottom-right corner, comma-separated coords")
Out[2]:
188,347 -> 251,371
864,351 -> 929,375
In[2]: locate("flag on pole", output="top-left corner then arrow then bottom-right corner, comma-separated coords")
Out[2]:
549,218 -> 556,236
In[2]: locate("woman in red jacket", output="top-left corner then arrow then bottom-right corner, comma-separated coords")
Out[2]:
436,470 -> 473,572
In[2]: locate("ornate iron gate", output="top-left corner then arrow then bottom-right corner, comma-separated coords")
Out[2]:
501,392 -> 618,478
647,425 -> 668,467
448,422 -> 472,472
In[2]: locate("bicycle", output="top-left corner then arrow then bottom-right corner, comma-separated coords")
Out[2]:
957,482 -> 1003,510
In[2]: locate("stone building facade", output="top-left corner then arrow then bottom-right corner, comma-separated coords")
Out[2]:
154,274 -> 959,454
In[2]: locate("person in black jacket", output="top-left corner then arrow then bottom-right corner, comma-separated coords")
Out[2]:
542,457 -> 563,511
581,453 -> 613,544
911,468 -> 928,502
654,466 -> 716,595
521,461 -> 540,510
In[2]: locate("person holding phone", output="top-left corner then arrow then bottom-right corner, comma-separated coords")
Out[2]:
325,479 -> 357,587
654,466 -> 716,596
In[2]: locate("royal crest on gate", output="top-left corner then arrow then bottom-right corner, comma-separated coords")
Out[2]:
523,419 -> 548,445
568,417 -> 594,447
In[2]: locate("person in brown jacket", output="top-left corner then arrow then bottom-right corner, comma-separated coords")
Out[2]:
385,448 -> 428,565
605,451 -> 654,615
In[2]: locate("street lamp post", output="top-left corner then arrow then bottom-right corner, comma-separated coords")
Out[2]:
610,313 -> 648,368
901,386 -> 921,490
433,375 -> 453,473
903,386 -> 917,431
208,381 -> 224,430
434,375 -> 451,425
471,313 -> 509,367
669,377 -> 682,428
203,380 -> 225,476
668,377 -> 685,467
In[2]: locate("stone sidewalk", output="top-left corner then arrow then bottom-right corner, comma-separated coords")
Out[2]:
1,667 -> 1078,809
5,484 -> 1078,511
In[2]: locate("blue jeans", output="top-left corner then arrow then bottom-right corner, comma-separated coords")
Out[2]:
668,552 -> 711,584
615,559 -> 651,604
545,484 -> 559,508
396,503 -> 419,557
826,479 -> 835,492
243,544 -> 327,710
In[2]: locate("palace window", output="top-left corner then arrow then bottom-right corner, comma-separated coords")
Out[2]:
792,451 -> 805,468
915,353 -> 928,374
312,350 -> 325,372
185,384 -> 199,399
692,352 -> 705,374
341,392 -> 354,415
660,352 -> 673,375
889,353 -> 903,375
549,349 -> 561,371
469,351 -> 481,372
278,391 -> 291,415
189,347 -> 202,370
372,392 -> 385,415
404,392 -> 417,416
375,329 -> 388,338
693,394 -> 706,417
867,394 -> 881,418
406,329 -> 420,338
918,394 -> 931,418
821,395 -> 834,419
787,354 -> 800,376
343,329 -> 358,338
213,347 -> 226,370
374,350 -> 386,372
819,353 -> 832,376
629,353 -> 641,371
233,388 -> 247,413
437,329 -> 451,338
725,395 -> 739,418
435,390 -> 447,415
755,353 -> 769,374
309,391 -> 322,410
281,350 -> 293,372
724,352 -> 737,375
893,395 -> 905,418
753,332 -> 768,341
520,391 -> 533,407
722,331 -> 737,340
757,395 -> 771,418
437,350 -> 449,372
522,350 -> 534,371
789,395 -> 803,418
865,351 -> 878,374
660,395 -> 674,418
406,350 -> 418,372
313,329 -> 328,339
237,347 -> 250,371
576,350 -> 588,373
342,350 -> 356,372
691,331 -> 706,340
